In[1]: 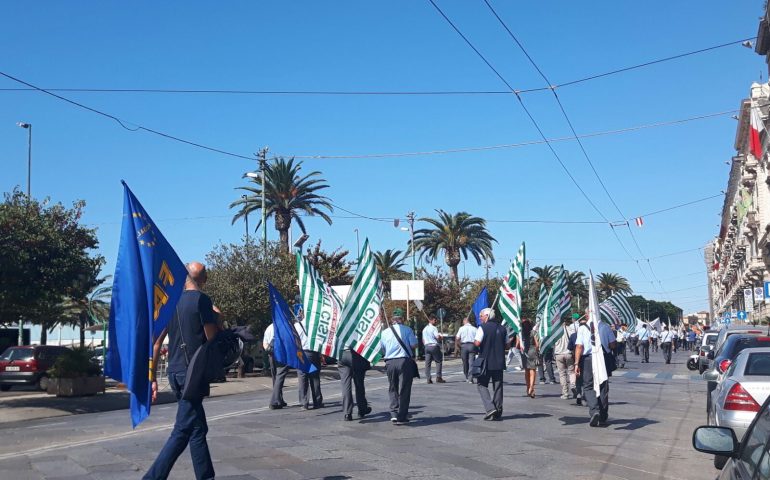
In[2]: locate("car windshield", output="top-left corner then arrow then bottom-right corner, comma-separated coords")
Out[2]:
0,348 -> 33,361
746,353 -> 770,376
727,337 -> 770,359
707,335 -> 717,346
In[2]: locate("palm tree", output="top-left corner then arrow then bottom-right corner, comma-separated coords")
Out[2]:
61,282 -> 111,347
530,265 -> 557,292
230,158 -> 333,253
565,270 -> 588,309
412,210 -> 496,283
373,249 -> 407,287
597,272 -> 632,300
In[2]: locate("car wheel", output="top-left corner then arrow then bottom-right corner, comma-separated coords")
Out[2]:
0,385 -> 10,392
714,455 -> 727,469
37,375 -> 49,391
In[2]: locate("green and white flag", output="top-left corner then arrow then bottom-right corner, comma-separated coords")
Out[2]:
335,239 -> 384,364
297,252 -> 345,358
534,283 -> 548,337
539,267 -> 571,352
599,293 -> 635,330
498,242 -> 525,333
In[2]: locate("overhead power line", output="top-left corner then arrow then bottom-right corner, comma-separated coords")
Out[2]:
0,38 -> 753,97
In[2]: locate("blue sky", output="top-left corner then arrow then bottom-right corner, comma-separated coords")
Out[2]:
1,1 -> 764,315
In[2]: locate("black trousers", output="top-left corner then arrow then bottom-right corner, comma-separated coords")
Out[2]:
297,350 -> 323,407
477,370 -> 504,414
460,343 -> 476,380
386,358 -> 414,422
661,342 -> 672,364
581,356 -> 609,421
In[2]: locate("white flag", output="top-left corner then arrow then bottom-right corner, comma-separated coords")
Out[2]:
588,271 -> 608,393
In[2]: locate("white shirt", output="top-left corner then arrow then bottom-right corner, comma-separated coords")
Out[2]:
457,324 -> 478,343
422,324 -> 441,345
294,321 -> 311,350
660,330 -> 674,343
576,322 -> 614,356
651,330 -> 660,339
263,324 -> 274,350
616,330 -> 625,343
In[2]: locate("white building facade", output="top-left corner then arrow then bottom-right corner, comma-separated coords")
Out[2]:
708,83 -> 770,322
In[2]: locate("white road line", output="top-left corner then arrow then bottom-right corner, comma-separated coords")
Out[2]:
0,369 -> 466,459
638,373 -> 657,379
26,421 -> 67,429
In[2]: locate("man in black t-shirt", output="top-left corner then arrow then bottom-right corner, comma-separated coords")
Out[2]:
144,262 -> 220,480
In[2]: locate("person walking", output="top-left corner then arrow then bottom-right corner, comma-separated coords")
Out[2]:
263,322 -> 289,410
614,325 -> 627,369
638,324 -> 651,363
553,315 -> 577,400
687,329 -> 697,351
144,262 -> 220,480
517,318 -> 539,398
506,326 -> 523,371
631,330 -> 639,356
295,307 -> 323,410
455,316 -> 478,383
574,310 -> 616,427
422,315 -> 445,384
339,347 -> 372,421
474,307 -> 510,420
380,308 -> 418,425
672,329 -> 679,353
650,328 -> 660,353
660,324 -> 674,364
537,347 -> 557,385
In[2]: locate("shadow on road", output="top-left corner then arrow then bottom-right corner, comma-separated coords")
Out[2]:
609,418 -> 659,430
500,413 -> 551,421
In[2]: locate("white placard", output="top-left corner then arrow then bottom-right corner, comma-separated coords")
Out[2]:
744,288 -> 754,313
390,280 -> 425,301
331,285 -> 352,301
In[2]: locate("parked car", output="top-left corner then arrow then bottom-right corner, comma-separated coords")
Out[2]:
708,347 -> 770,468
705,335 -> 770,412
713,325 -> 768,357
0,345 -> 70,391
693,395 -> 770,477
699,332 -> 719,374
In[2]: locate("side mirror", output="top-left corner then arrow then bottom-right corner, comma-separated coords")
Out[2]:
692,426 -> 738,465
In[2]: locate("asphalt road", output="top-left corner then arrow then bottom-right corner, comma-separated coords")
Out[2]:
0,349 -> 713,479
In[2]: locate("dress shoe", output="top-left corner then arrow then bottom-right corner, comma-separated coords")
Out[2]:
427,379 -> 433,384
358,406 -> 372,418
280,401 -> 288,407
344,414 -> 353,421
484,410 -> 497,420
576,398 -> 582,406
314,402 -> 325,409
590,413 -> 601,427
394,418 -> 410,425
269,404 -> 283,410
300,405 -> 310,411
436,377 -> 446,383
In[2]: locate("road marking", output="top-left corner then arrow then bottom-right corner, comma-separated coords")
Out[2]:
26,421 -> 67,429
0,369 -> 466,459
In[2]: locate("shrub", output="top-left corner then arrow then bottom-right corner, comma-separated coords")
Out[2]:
48,348 -> 102,378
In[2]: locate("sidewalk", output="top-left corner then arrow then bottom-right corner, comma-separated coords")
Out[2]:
0,365 -> 348,425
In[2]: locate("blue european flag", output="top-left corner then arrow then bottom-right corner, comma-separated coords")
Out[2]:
268,283 -> 317,374
472,287 -> 489,327
105,182 -> 187,428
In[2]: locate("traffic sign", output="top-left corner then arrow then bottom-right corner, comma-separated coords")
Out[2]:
737,311 -> 747,321
765,281 -> 770,301
436,308 -> 446,320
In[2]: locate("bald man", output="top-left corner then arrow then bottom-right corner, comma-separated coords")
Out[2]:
145,262 -> 221,480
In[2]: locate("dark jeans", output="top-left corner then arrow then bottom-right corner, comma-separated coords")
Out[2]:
386,358 -> 414,421
143,371 -> 214,480
537,349 -> 556,382
477,370 -> 504,414
297,350 -> 323,407
614,343 -> 626,366
581,356 -> 609,421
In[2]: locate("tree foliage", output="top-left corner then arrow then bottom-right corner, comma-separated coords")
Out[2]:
205,241 -> 296,336
304,240 -> 353,286
0,191 -> 105,337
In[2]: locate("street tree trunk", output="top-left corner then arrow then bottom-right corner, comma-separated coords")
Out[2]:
274,212 -> 291,253
40,325 -> 47,345
445,248 -> 461,284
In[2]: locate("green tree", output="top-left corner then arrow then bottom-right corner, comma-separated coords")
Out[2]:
230,158 -> 334,253
0,190 -> 105,341
372,249 -> 408,290
530,265 -> 557,292
304,240 -> 354,286
412,210 -> 496,284
565,270 -> 588,311
60,279 -> 111,347
596,272 -> 633,300
205,240 -> 296,336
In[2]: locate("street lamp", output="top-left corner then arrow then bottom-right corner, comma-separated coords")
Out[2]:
17,122 -> 31,200
241,194 -> 249,243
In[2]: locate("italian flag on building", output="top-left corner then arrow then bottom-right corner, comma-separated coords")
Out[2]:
750,101 -> 766,160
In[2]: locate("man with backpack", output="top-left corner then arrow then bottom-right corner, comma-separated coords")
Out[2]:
554,314 -> 578,400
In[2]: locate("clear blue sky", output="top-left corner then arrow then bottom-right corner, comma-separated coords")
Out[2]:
1,1 -> 763,315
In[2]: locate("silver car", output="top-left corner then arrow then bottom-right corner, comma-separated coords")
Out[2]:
709,347 -> 770,440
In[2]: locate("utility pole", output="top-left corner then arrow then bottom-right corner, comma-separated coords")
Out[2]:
407,212 -> 416,280
256,147 -> 269,256
242,194 -> 249,243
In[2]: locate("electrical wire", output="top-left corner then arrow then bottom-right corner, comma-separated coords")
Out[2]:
0,37 -> 753,97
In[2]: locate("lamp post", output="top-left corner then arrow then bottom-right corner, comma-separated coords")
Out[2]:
354,228 -> 360,261
17,122 -> 31,199
241,194 -> 249,243
406,212 -> 416,280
